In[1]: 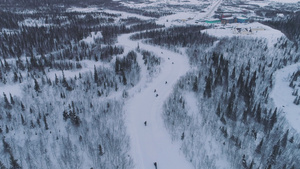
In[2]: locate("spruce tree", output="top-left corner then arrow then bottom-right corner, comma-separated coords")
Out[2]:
255,138 -> 264,154
2,138 -> 11,153
43,115 -> 49,130
99,145 -> 104,156
34,78 -> 40,92
9,94 -> 14,105
281,129 -> 289,148
269,108 -> 277,130
55,74 -> 59,85
216,103 -> 221,117
0,160 -> 6,169
192,77 -> 198,92
3,93 -> 11,109
21,114 -> 26,125
94,65 -> 98,83
9,153 -> 21,169
204,76 -> 212,98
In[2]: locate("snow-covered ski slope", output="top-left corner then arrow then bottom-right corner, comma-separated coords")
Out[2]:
271,63 -> 300,132
118,33 -> 193,169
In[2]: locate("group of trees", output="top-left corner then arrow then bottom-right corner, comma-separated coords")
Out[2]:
0,9 -> 164,59
263,12 -> 300,48
0,6 -> 156,168
0,8 -> 165,87
131,25 -> 216,48
162,32 -> 300,168
115,51 -> 140,86
0,10 -> 23,30
140,50 -> 161,78
0,0 -> 113,6
0,48 -> 141,168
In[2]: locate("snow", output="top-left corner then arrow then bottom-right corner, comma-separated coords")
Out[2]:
156,0 -> 222,27
103,9 -> 154,20
269,0 -> 300,3
0,83 -> 23,97
118,33 -> 193,169
236,16 -> 247,20
19,18 -> 53,27
80,31 -> 103,44
47,60 -> 111,81
121,0 -> 209,8
202,22 -> 285,47
247,1 -> 270,7
184,92 -> 199,117
270,63 -> 300,132
66,6 -> 100,13
66,7 -> 154,21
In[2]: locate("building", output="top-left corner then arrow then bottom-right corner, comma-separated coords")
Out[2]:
221,17 -> 236,24
221,13 -> 232,18
205,19 -> 221,24
237,17 -> 248,23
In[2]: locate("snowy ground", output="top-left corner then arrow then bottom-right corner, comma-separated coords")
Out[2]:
118,33 -> 193,169
103,9 -> 154,20
269,0 -> 300,3
66,7 -> 154,20
202,22 -> 285,47
18,18 -> 54,27
80,31 -> 103,44
270,63 -> 300,132
246,0 -> 299,7
0,83 -> 23,97
47,60 -> 111,81
120,0 -> 210,8
247,1 -> 270,7
66,6 -> 101,13
156,0 -> 222,27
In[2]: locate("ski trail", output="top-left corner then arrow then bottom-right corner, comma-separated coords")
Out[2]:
118,33 -> 193,169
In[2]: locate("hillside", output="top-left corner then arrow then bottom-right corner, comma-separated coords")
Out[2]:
0,0 -> 300,169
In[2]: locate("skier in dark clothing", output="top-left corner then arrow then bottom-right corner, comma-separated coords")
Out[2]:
144,121 -> 147,126
154,162 -> 157,169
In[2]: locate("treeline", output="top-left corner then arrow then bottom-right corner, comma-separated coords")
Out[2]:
0,10 -> 24,29
0,0 -> 113,6
1,25 -> 91,58
0,10 -> 163,86
130,25 -> 216,48
110,5 -> 174,18
0,8 -> 164,58
263,12 -> 300,47
163,36 -> 300,168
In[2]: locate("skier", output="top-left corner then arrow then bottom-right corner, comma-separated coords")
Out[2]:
154,162 -> 157,169
165,81 -> 167,84
154,89 -> 156,93
144,121 -> 147,126
156,94 -> 159,97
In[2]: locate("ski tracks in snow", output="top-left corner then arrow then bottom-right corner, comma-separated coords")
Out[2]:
118,33 -> 193,169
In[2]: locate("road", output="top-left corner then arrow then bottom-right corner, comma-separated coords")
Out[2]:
204,0 -> 222,19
